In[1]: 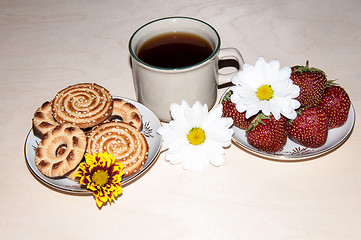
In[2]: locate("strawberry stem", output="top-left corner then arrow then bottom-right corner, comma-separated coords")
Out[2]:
326,79 -> 338,88
291,61 -> 325,75
222,90 -> 233,102
246,113 -> 270,133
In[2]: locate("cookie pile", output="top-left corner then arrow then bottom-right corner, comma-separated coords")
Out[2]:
32,83 -> 148,180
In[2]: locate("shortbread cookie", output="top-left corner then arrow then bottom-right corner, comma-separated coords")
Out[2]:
86,122 -> 148,177
66,164 -> 81,182
32,101 -> 59,138
107,98 -> 142,130
35,124 -> 86,178
52,83 -> 113,129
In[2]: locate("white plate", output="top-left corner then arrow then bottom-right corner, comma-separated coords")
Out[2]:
24,96 -> 162,194
221,89 -> 355,161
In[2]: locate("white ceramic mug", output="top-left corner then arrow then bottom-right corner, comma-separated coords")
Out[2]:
129,17 -> 244,122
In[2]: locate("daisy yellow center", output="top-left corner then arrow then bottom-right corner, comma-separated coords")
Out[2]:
92,170 -> 109,186
187,127 -> 206,145
257,85 -> 273,100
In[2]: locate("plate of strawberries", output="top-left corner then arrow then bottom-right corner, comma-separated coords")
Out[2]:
221,61 -> 355,161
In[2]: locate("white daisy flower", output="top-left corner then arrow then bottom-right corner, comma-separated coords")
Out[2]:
157,101 -> 234,173
230,56 -> 300,120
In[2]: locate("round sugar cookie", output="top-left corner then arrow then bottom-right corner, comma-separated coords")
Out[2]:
32,101 -> 59,138
52,83 -> 113,129
35,124 -> 86,179
86,122 -> 148,177
107,98 -> 142,130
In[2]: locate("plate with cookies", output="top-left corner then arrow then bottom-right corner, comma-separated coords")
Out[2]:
24,83 -> 162,194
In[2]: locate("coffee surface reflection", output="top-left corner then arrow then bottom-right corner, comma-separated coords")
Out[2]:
137,32 -> 213,69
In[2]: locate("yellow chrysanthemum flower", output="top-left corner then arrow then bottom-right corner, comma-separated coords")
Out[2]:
75,152 -> 124,208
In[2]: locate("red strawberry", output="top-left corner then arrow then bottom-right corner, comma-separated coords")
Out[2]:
222,91 -> 254,129
246,113 -> 287,153
290,61 -> 327,107
287,106 -> 328,148
318,82 -> 351,129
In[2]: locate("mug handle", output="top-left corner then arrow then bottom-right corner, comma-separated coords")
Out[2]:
216,48 -> 244,85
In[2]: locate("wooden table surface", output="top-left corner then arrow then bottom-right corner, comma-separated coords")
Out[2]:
1,0 -> 360,239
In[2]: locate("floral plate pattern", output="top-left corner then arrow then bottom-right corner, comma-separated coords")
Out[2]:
221,89 -> 355,161
24,97 -> 162,194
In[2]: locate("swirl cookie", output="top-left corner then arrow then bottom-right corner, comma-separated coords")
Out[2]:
32,101 -> 59,138
86,122 -> 148,177
52,83 -> 113,129
35,124 -> 86,178
107,98 -> 143,130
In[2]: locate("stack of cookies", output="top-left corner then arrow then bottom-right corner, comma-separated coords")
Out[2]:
32,83 -> 149,181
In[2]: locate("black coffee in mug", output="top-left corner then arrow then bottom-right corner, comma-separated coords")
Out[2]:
137,32 -> 213,69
